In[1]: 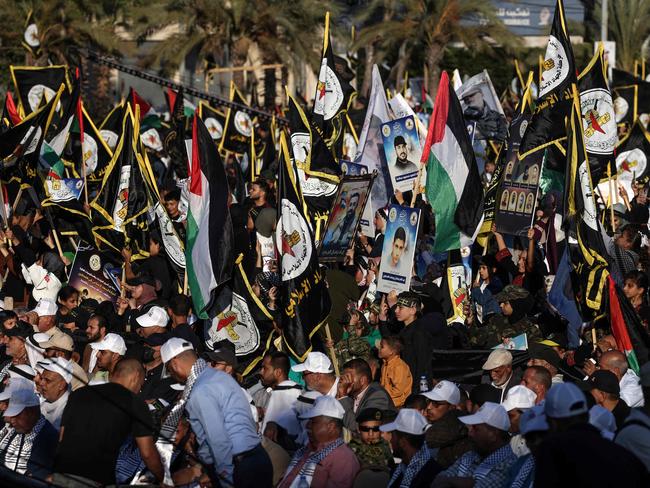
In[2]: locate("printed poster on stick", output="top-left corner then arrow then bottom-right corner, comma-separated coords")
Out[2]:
377,204 -> 420,294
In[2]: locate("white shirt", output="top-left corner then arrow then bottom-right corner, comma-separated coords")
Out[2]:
620,369 -> 645,408
262,380 -> 301,435
40,390 -> 69,430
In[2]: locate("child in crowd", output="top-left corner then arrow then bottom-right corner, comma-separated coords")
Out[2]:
378,336 -> 412,407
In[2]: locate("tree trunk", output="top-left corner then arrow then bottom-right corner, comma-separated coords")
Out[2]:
360,44 -> 375,98
394,42 -> 410,93
426,43 -> 444,97
231,37 -> 251,88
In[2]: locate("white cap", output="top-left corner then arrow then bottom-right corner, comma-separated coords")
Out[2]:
160,337 -> 194,364
544,383 -> 588,419
291,352 -> 333,374
31,298 -> 58,317
502,386 -> 537,412
0,378 -> 34,402
519,405 -> 549,435
380,408 -> 429,435
36,358 -> 73,384
423,380 -> 461,405
90,333 -> 127,356
460,402 -> 510,431
482,349 -> 513,370
299,395 -> 345,420
4,387 -> 40,417
136,306 -> 169,328
589,405 -> 616,440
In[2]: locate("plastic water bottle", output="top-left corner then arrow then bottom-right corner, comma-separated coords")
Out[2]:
297,475 -> 310,488
419,375 -> 428,392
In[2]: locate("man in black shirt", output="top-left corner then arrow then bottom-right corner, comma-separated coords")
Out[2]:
167,294 -> 202,352
588,370 -> 631,429
54,359 -> 165,486
140,332 -> 179,405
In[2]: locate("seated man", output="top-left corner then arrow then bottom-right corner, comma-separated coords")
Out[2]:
433,402 -> 517,488
277,396 -> 360,487
380,408 -> 442,487
348,408 -> 394,478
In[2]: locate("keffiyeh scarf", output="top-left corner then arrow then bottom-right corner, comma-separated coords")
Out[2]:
389,444 -> 433,488
0,417 -> 46,474
132,358 -> 207,486
284,438 -> 344,487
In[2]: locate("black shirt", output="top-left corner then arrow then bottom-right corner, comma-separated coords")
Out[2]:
140,362 -> 178,404
171,322 -> 202,352
612,399 -> 632,430
55,383 -> 155,485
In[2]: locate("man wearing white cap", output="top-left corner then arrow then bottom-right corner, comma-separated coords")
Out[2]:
35,357 -> 72,430
433,402 -> 517,488
534,382 -> 647,487
502,385 -> 536,457
30,298 -> 59,334
380,408 -> 442,487
291,351 -> 339,397
481,349 -> 520,403
161,337 -> 272,487
37,329 -> 89,391
135,305 -> 169,338
277,396 -> 360,488
90,333 -> 127,382
0,387 -> 58,478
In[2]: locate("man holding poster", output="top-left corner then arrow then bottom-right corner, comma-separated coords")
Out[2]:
377,205 -> 420,294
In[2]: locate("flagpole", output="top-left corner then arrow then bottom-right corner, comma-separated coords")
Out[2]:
324,322 -> 340,377
607,162 -> 616,232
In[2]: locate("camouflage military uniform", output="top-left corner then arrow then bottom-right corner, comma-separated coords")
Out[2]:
334,335 -> 371,366
348,437 -> 394,472
468,285 -> 542,348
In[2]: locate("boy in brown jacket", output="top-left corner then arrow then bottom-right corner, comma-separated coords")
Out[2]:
378,336 -> 412,407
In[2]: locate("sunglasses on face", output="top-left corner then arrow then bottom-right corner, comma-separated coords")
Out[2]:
359,425 -> 381,433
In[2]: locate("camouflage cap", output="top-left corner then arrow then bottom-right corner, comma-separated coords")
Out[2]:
495,285 -> 530,303
396,291 -> 421,309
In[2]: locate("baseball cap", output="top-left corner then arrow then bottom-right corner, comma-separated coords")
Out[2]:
544,382 -> 588,419
31,298 -> 58,317
0,378 -> 33,402
36,358 -> 73,384
4,387 -> 40,417
393,135 -> 406,147
380,408 -> 429,435
495,285 -> 529,303
396,291 -> 421,309
589,405 -> 617,440
519,405 -> 549,435
160,337 -> 194,364
136,306 -> 169,328
90,333 -> 127,356
460,402 -> 510,431
502,386 -> 537,412
423,380 -> 461,405
528,344 -> 561,369
356,407 -> 384,424
126,274 -> 156,287
5,321 -> 33,339
143,332 -> 171,347
482,349 -> 513,370
539,332 -> 568,349
203,340 -> 237,367
40,330 -> 74,352
588,370 -> 620,395
291,352 -> 333,374
299,395 -> 345,420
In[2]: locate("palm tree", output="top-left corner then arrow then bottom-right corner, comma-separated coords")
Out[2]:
606,0 -> 650,71
131,0 -> 336,93
355,0 -> 519,95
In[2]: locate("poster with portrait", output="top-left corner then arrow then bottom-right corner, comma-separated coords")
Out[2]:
67,242 -> 122,304
457,70 -> 507,142
381,115 -> 422,192
377,204 -> 421,294
319,174 -> 375,262
495,148 -> 544,236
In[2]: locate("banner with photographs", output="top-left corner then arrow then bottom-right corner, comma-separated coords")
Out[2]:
377,204 -> 421,294
319,174 -> 375,262
67,243 -> 122,304
457,70 -> 507,142
381,115 -> 422,192
495,148 -> 544,236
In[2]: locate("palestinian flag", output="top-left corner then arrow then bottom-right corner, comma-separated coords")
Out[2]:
207,254 -> 275,376
198,102 -> 226,142
99,102 -> 125,151
519,0 -> 576,158
186,114 -> 234,319
276,132 -> 331,360
219,81 -> 254,155
311,12 -> 355,147
10,65 -> 69,116
1,92 -> 21,131
164,87 -> 195,117
578,44 -> 617,181
608,276 -> 650,373
423,71 -> 484,253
